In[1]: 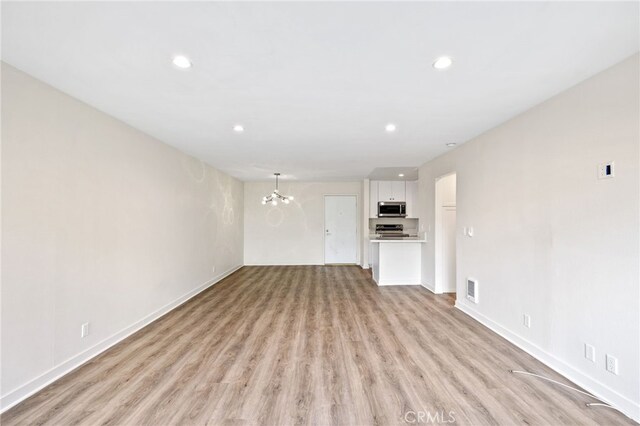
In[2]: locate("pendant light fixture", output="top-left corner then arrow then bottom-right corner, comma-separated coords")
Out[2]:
262,173 -> 294,205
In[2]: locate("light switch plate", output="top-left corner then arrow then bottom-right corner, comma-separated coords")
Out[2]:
81,322 -> 90,338
585,344 -> 596,362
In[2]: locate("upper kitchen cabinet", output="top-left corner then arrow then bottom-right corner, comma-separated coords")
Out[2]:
370,180 -> 418,218
377,181 -> 406,202
405,180 -> 418,218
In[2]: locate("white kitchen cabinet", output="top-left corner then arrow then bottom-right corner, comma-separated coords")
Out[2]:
369,181 -> 379,218
370,238 -> 425,285
377,181 -> 405,202
405,180 -> 418,218
371,180 -> 415,217
392,181 -> 406,201
377,181 -> 392,202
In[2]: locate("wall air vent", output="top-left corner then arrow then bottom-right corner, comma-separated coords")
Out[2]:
466,278 -> 479,303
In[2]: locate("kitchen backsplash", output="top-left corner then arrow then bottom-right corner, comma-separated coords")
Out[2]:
369,217 -> 419,235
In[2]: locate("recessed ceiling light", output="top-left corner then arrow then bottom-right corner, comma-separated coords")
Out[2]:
433,56 -> 453,70
233,124 -> 244,133
172,55 -> 192,69
385,123 -> 397,133
398,173 -> 405,177
446,142 -> 457,147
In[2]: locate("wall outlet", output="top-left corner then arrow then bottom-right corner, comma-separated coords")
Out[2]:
81,322 -> 90,338
212,265 -> 216,274
606,354 -> 619,375
584,344 -> 596,362
467,227 -> 474,237
523,314 -> 531,328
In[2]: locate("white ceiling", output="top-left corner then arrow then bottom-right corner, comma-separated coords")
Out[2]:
368,167 -> 419,181
2,2 -> 638,181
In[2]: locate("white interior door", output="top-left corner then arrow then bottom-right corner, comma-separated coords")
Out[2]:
442,206 -> 457,292
324,195 -> 357,264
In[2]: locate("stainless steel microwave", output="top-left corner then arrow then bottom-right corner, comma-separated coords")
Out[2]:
377,201 -> 406,217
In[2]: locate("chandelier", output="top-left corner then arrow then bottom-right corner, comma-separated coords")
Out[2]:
262,173 -> 294,205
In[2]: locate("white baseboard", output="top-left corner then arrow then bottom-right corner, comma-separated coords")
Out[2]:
0,264 -> 243,413
421,282 -> 436,293
455,301 -> 640,423
243,263 -> 324,266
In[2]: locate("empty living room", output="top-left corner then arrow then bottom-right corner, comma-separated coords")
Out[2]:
1,1 -> 639,425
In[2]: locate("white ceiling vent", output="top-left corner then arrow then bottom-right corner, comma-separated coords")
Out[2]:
466,278 -> 479,303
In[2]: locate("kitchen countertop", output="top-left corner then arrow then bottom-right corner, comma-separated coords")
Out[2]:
369,236 -> 426,243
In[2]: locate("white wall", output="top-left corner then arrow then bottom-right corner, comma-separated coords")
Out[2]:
244,181 -> 362,265
417,54 -> 639,420
361,179 -> 369,268
1,64 -> 244,409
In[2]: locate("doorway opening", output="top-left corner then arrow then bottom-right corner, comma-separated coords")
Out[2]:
324,195 -> 358,265
434,173 -> 457,299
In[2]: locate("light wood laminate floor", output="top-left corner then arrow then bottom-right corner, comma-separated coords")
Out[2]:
2,266 -> 634,425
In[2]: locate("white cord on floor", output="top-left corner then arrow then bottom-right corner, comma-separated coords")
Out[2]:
585,402 -> 620,409
509,369 -> 629,417
509,369 -> 626,416
509,369 -> 602,401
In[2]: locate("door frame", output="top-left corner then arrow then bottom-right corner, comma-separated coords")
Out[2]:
323,194 -> 360,265
434,172 -> 457,294
440,205 -> 457,293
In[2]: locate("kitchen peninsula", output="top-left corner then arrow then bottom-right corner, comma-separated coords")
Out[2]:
370,236 -> 425,286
